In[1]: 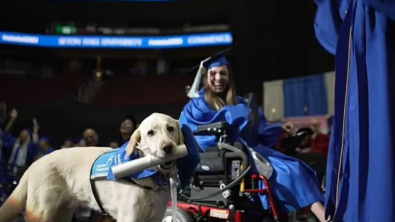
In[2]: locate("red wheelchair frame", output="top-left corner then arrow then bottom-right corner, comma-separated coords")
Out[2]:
169,174 -> 280,222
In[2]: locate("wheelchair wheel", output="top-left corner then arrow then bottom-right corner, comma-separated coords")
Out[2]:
162,207 -> 195,222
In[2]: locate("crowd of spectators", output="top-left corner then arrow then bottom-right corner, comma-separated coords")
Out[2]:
0,109 -> 138,190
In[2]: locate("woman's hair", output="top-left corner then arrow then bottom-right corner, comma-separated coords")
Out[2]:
203,65 -> 238,110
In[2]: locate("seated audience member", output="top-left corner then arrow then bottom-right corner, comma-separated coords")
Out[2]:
62,138 -> 75,149
82,128 -> 106,147
76,138 -> 86,147
110,114 -> 137,148
34,137 -> 54,160
309,122 -> 330,158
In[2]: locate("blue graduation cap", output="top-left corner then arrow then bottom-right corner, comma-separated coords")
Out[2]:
187,48 -> 231,98
40,136 -> 51,144
204,56 -> 230,70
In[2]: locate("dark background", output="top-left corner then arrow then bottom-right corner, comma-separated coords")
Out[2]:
0,0 -> 335,147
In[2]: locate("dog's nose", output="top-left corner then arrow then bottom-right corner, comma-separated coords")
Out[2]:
162,144 -> 173,154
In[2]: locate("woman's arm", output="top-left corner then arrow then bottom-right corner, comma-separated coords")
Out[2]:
258,119 -> 284,148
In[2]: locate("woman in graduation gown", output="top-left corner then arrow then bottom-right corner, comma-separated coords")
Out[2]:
180,55 -> 326,221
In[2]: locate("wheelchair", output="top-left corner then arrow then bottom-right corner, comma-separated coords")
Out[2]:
163,121 -> 281,222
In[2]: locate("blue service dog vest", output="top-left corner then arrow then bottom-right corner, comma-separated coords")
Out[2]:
90,146 -> 169,187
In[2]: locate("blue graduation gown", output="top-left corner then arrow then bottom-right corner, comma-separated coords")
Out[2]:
315,0 -> 395,221
0,132 -> 13,181
0,132 -> 38,193
180,89 -> 323,213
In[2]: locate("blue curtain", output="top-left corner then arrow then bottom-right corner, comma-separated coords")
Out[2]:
283,74 -> 328,117
283,77 -> 306,117
304,75 -> 328,116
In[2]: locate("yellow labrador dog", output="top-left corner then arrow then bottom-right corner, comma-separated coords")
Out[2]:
0,113 -> 184,222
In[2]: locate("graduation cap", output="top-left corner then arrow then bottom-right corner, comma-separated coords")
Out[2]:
39,136 -> 51,144
187,48 -> 232,98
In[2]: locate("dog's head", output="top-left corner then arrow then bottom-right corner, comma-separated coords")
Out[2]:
125,113 -> 184,167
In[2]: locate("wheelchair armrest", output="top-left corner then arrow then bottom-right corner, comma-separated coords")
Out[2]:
194,121 -> 229,135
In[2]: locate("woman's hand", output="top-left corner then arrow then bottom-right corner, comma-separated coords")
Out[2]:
282,123 -> 296,136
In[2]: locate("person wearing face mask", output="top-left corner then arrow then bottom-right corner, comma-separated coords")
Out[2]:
181,52 -> 325,221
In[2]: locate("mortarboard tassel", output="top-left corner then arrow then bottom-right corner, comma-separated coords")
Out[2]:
187,57 -> 211,98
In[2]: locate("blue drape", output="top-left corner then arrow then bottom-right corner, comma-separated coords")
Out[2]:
315,0 -> 395,221
283,74 -> 328,117
283,77 -> 306,117
305,75 -> 328,116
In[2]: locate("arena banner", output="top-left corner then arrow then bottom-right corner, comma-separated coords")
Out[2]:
0,31 -> 232,49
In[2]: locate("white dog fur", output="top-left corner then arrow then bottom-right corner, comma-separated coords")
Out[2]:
0,113 -> 184,222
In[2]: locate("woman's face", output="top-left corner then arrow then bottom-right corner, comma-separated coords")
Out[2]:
206,65 -> 230,94
120,119 -> 135,134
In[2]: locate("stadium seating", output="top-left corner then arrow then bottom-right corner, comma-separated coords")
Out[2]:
0,72 -> 91,105
92,74 -> 193,106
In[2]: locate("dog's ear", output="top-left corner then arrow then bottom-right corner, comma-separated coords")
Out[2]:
126,129 -> 141,157
176,121 -> 184,145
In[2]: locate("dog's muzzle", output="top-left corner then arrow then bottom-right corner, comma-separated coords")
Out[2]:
159,160 -> 176,170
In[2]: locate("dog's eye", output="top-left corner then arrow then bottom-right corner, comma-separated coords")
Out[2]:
167,126 -> 174,132
147,130 -> 155,137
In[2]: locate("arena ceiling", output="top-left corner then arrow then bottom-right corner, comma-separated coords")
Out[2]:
0,0 -> 230,33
